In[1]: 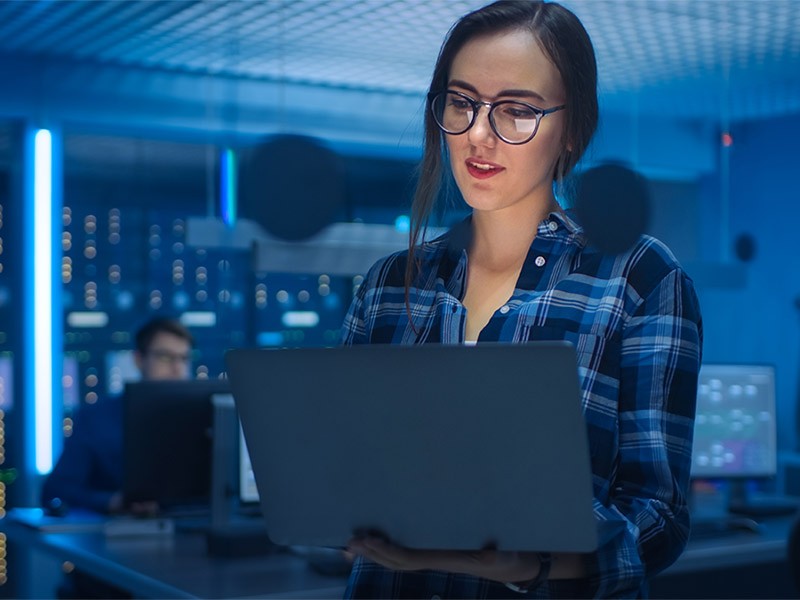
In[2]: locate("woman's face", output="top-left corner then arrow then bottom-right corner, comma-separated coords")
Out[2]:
445,29 -> 567,217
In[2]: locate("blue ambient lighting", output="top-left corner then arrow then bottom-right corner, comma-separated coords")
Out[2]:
26,128 -> 62,475
221,148 -> 237,227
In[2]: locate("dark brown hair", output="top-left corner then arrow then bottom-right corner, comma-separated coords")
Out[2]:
405,0 -> 598,315
135,316 -> 194,355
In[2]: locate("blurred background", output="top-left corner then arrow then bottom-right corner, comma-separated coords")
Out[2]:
0,0 -> 799,589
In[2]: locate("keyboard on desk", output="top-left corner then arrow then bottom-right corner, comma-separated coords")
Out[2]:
729,496 -> 800,518
689,516 -> 763,541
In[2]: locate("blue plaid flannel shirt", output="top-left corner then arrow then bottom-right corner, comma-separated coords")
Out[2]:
340,210 -> 703,599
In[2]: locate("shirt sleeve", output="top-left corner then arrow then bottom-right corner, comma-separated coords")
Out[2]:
587,267 -> 703,598
340,269 -> 369,346
340,252 -> 402,346
41,409 -> 116,514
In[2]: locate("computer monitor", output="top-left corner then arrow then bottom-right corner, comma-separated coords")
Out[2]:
691,364 -> 777,479
239,425 -> 260,504
688,364 -> 800,521
0,353 -> 12,411
63,354 -> 80,410
106,350 -> 141,395
122,379 -> 230,510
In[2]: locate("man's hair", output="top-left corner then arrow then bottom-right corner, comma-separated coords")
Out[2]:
134,317 -> 194,355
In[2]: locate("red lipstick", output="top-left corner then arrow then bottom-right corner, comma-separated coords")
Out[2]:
465,158 -> 504,179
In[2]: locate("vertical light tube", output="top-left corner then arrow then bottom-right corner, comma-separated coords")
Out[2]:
33,129 -> 54,475
220,148 -> 237,227
26,128 -> 61,476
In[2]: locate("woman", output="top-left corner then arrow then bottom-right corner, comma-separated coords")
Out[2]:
341,1 -> 702,597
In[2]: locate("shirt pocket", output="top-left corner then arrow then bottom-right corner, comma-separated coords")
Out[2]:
522,324 -> 621,470
522,324 -> 617,372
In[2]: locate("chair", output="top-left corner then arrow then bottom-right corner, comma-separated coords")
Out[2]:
788,515 -> 800,593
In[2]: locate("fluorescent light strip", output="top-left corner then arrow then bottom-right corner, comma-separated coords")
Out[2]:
281,311 -> 320,328
66,311 -> 109,328
179,311 -> 217,327
221,148 -> 237,227
34,129 -> 53,475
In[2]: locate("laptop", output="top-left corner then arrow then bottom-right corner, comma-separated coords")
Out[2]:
225,342 -> 600,552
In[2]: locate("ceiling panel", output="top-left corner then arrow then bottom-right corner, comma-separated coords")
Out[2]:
0,0 -> 798,121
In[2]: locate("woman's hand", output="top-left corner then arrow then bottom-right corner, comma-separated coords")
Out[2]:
346,536 -> 542,584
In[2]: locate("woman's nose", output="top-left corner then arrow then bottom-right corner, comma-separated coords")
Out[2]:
467,105 -> 496,147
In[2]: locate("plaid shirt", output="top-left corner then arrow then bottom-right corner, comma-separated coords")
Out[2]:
340,210 -> 703,599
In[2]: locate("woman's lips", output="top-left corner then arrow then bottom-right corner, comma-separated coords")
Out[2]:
465,158 -> 504,179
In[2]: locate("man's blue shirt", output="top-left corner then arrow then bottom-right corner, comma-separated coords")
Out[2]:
42,396 -> 122,514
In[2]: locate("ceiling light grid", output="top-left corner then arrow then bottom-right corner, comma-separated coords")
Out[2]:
0,0 -> 798,121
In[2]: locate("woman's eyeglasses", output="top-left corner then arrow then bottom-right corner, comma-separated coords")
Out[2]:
429,90 -> 566,145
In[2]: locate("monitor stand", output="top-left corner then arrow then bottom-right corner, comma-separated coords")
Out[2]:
727,480 -> 800,518
206,394 -> 276,558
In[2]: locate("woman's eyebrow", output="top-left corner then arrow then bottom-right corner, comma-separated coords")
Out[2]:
448,79 -> 547,104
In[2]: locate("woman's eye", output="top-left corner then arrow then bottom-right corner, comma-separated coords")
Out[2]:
501,105 -> 537,119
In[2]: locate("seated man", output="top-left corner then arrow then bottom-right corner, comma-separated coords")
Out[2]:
42,316 -> 194,514
40,316 -> 194,599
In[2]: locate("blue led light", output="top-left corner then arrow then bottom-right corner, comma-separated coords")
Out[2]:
256,331 -> 285,347
394,214 -> 410,233
221,148 -> 237,227
25,128 -> 63,476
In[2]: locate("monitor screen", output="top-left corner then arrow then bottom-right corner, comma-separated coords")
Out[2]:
239,425 -> 260,504
63,354 -> 80,410
691,364 -> 777,479
106,350 -> 141,395
122,379 -> 230,509
0,353 -> 12,411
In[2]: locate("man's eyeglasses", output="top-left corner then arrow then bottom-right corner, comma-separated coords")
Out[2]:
147,349 -> 191,365
429,90 -> 566,145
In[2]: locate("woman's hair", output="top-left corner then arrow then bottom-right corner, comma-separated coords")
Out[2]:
404,0 -> 598,312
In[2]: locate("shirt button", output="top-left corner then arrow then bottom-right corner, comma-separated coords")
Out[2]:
535,255 -> 546,267
499,305 -> 510,314
451,305 -> 458,313
548,220 -> 558,232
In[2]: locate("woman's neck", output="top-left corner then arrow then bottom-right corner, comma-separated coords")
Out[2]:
469,200 -> 560,272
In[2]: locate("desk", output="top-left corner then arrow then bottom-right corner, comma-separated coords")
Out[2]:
2,520 -> 348,599
3,515 -> 797,599
650,516 -> 796,599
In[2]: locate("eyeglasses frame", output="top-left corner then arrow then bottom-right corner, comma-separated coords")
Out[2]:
429,89 -> 566,145
145,349 -> 192,365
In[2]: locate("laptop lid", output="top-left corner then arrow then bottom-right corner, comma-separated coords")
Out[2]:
226,342 -> 598,552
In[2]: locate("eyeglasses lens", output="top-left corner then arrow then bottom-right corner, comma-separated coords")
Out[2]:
431,92 -> 540,143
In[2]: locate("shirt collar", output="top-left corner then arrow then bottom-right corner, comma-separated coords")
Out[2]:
443,209 -> 583,251
551,209 -> 584,237
436,209 -> 586,290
